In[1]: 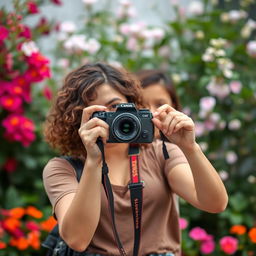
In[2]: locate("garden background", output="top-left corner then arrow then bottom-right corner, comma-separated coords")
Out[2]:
1,0 -> 256,255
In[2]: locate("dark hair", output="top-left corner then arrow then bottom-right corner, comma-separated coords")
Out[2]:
43,62 -> 145,157
135,69 -> 181,111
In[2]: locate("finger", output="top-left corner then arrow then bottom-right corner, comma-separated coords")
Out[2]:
173,120 -> 194,133
79,126 -> 109,145
153,104 -> 175,117
82,117 -> 109,130
81,105 -> 107,125
167,116 -> 188,135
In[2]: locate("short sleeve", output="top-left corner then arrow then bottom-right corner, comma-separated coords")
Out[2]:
153,140 -> 188,177
42,157 -> 79,212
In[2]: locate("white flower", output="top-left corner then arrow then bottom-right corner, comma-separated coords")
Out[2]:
64,34 -> 87,52
210,38 -> 227,48
225,151 -> 238,164
246,41 -> 256,58
119,0 -> 131,7
228,119 -> 241,130
207,78 -> 230,99
59,21 -> 76,33
195,121 -> 205,137
229,80 -> 242,94
200,96 -> 216,112
223,69 -> 233,79
187,1 -> 204,16
228,10 -> 247,23
84,38 -> 101,54
57,58 -> 69,68
219,170 -> 229,181
215,49 -> 226,57
82,0 -> 98,5
171,74 -> 181,84
248,175 -> 256,183
21,41 -> 39,56
195,31 -> 204,39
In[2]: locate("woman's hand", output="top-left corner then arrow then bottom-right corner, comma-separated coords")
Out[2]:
79,105 -> 109,161
152,104 -> 196,150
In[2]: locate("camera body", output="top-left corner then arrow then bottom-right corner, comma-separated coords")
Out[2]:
92,103 -> 154,143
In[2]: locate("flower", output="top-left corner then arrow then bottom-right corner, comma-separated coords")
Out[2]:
187,1 -> 204,16
219,236 -> 238,255
199,96 -> 216,112
228,119 -> 241,130
200,239 -> 215,254
27,1 -> 39,14
248,227 -> 256,243
21,41 -> 39,56
2,158 -> 18,173
26,207 -> 43,219
0,25 -> 9,41
229,80 -> 242,94
179,218 -> 188,230
230,225 -> 247,235
225,151 -> 238,164
189,227 -> 208,240
59,21 -> 77,33
246,41 -> 256,58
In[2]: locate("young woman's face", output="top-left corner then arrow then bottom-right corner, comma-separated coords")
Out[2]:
88,83 -> 128,111
143,83 -> 173,113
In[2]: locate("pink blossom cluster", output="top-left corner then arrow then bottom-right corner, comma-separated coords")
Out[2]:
189,227 -> 215,254
0,5 -> 55,172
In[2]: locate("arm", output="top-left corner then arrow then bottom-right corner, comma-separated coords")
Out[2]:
55,105 -> 108,252
152,104 -> 228,213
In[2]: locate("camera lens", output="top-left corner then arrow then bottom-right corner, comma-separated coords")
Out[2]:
112,113 -> 141,142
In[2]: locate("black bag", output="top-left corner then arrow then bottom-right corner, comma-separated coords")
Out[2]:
42,156 -> 84,256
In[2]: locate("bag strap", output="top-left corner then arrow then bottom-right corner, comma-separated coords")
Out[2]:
41,156 -> 84,254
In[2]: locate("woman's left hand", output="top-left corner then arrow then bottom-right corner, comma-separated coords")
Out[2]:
152,104 -> 196,150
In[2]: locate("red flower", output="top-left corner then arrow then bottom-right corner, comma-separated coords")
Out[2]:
51,0 -> 62,5
2,158 -> 18,173
18,25 -> 32,39
27,52 -> 49,68
2,114 -> 36,146
27,1 -> 39,14
0,25 -> 9,41
43,86 -> 53,100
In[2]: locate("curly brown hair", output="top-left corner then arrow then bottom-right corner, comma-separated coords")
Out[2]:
43,62 -> 145,157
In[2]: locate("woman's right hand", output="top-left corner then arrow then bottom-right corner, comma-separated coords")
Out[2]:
79,105 -> 109,162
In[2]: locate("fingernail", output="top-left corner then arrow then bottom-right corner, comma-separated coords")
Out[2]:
153,112 -> 159,116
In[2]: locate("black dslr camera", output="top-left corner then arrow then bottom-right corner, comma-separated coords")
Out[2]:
92,103 -> 154,143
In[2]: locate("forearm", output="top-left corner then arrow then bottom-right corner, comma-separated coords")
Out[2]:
61,159 -> 102,251
181,143 -> 228,213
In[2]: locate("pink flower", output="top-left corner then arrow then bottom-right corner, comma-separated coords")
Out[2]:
2,158 -> 18,173
0,95 -> 23,112
200,96 -> 216,112
19,25 -> 32,39
43,86 -> 53,100
229,80 -> 242,94
189,227 -> 208,241
0,26 -> 9,41
246,40 -> 256,58
2,114 -> 36,146
27,52 -> 49,68
27,1 -> 39,14
219,236 -> 238,255
200,239 -> 215,254
26,221 -> 40,231
51,0 -> 62,5
179,218 -> 188,230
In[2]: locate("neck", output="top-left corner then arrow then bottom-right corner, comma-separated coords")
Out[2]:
105,143 -> 129,160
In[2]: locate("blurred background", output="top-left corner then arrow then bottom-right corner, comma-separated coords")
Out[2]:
1,0 -> 256,255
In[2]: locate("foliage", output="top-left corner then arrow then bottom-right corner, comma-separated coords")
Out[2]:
1,0 -> 256,254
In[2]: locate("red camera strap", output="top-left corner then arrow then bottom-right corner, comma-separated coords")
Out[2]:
97,140 -> 143,256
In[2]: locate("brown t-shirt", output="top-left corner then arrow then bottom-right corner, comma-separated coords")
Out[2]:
43,140 -> 188,256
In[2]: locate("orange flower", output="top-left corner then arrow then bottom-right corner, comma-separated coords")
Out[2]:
9,207 -> 25,219
26,206 -> 43,219
230,225 -> 247,235
40,216 -> 57,232
27,231 -> 41,250
0,241 -> 7,249
3,217 -> 21,232
10,237 -> 29,250
248,227 -> 256,243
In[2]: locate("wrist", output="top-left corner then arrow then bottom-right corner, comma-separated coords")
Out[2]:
179,142 -> 201,154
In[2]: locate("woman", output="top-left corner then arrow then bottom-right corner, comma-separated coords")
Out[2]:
43,62 -> 228,256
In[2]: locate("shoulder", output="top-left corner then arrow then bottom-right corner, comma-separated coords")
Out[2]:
42,157 -> 77,180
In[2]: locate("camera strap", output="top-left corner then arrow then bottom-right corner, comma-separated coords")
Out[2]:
96,139 -> 143,256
